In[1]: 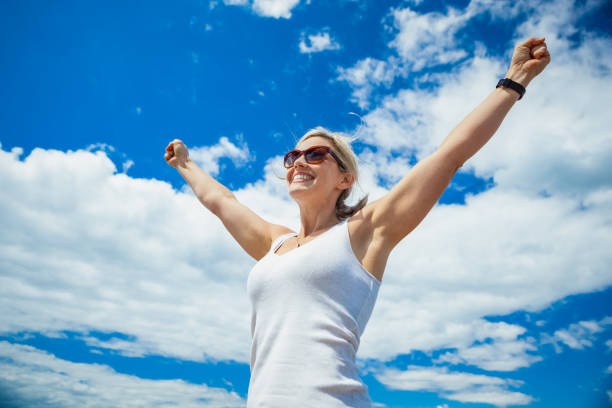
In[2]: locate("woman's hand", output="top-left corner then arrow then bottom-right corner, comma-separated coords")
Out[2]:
505,37 -> 551,88
165,139 -> 189,168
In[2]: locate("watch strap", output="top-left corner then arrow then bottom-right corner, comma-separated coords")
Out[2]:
496,78 -> 525,100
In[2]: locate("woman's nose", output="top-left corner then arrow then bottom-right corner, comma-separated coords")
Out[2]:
293,154 -> 308,167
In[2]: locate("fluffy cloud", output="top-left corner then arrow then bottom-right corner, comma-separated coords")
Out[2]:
358,186 -> 611,361
0,144 -> 259,363
336,57 -> 404,109
542,317 -> 612,352
0,341 -> 245,408
386,6 -> 469,71
223,0 -> 301,19
338,0 -> 610,114
554,321 -> 604,350
355,36 -> 612,201
298,31 -> 341,54
336,1 -> 479,105
374,366 -> 533,406
189,136 -> 251,177
435,324 -> 542,371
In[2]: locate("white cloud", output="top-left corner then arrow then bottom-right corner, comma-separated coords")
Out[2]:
549,317 -> 612,351
337,0 -> 608,109
0,341 -> 245,408
449,389 -> 533,406
436,324 -> 542,371
357,34 -> 612,198
0,144 -> 260,363
336,2 -> 482,104
253,0 -> 300,18
387,6 -> 469,71
189,136 -> 251,177
298,31 -> 341,54
80,335 -> 150,358
223,0 -> 301,19
358,186 -> 612,361
336,57 -> 404,108
121,159 -> 134,173
374,366 -> 533,406
86,142 -> 115,153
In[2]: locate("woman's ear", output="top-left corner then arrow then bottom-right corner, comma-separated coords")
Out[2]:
338,173 -> 355,190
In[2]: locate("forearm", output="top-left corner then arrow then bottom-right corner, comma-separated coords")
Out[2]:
438,36 -> 550,168
438,86 -> 519,168
176,159 -> 234,214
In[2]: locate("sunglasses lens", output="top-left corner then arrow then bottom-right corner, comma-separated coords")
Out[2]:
284,146 -> 332,168
305,147 -> 327,163
284,150 -> 300,168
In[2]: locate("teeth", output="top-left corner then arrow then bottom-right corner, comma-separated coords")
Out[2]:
293,174 -> 313,182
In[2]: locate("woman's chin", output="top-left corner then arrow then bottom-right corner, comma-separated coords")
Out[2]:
288,183 -> 315,198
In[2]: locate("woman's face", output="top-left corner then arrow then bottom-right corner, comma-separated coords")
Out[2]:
286,136 -> 349,202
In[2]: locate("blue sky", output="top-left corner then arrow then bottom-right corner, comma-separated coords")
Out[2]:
1,0 -> 611,407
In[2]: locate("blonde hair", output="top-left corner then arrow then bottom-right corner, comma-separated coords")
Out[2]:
297,126 -> 368,220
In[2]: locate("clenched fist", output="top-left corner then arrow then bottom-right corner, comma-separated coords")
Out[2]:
506,37 -> 551,88
165,139 -> 189,168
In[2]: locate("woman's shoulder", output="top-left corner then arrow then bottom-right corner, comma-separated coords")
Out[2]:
269,224 -> 296,242
346,203 -> 375,230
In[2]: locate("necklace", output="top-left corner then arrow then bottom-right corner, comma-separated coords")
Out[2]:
295,221 -> 338,248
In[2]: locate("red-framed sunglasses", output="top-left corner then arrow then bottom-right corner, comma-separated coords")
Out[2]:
283,145 -> 346,170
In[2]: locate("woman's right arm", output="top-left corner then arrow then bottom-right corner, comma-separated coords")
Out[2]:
165,139 -> 293,260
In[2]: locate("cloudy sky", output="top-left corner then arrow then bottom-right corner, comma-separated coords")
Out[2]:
1,0 -> 611,407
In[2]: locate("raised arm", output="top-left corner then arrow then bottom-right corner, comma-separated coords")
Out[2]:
437,37 -> 550,165
165,139 -> 292,260
364,37 -> 551,248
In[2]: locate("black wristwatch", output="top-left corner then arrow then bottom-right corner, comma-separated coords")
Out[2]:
496,78 -> 525,100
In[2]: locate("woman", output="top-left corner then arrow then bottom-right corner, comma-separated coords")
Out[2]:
165,37 -> 550,407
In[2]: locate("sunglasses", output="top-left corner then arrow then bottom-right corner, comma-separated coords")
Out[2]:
284,145 -> 346,170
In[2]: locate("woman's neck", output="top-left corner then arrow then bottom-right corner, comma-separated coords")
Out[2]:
297,202 -> 340,237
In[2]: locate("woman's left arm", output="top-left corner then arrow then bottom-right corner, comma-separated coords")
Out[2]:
437,37 -> 551,166
365,37 -> 551,247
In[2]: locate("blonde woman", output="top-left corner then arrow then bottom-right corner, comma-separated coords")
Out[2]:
165,37 -> 550,407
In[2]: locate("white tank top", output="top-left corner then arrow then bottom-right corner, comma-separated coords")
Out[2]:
246,219 -> 381,407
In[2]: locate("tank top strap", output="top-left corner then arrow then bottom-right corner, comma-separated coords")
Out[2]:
270,232 -> 298,254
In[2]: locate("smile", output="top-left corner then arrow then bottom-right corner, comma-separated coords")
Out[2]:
292,173 -> 314,183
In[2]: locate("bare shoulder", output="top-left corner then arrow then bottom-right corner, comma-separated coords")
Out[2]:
264,224 -> 295,253
347,200 -> 387,245
269,224 -> 295,241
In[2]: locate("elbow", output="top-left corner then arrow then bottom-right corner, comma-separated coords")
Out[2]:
448,150 -> 466,173
454,160 -> 464,174
436,146 -> 465,175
